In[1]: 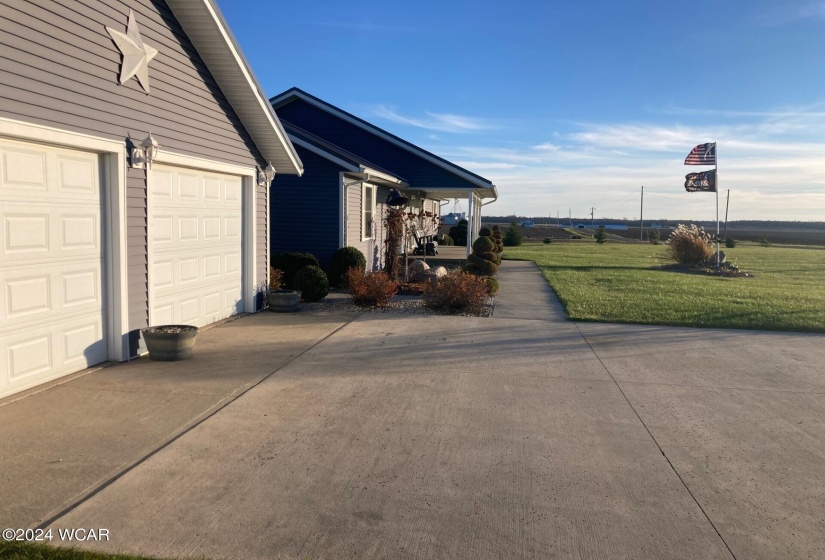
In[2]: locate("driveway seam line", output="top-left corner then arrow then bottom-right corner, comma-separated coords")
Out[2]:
35,314 -> 362,531
610,379 -> 825,395
574,322 -> 739,560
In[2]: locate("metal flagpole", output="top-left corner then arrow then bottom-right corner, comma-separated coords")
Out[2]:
723,189 -> 730,241
713,142 -> 722,268
640,186 -> 644,241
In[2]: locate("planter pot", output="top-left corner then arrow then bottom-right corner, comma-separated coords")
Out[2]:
267,289 -> 301,313
141,325 -> 198,361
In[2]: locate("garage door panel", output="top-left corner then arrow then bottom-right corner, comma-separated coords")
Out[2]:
0,138 -> 106,399
149,166 -> 245,329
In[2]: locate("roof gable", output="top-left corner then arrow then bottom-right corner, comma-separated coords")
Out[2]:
271,88 -> 496,192
166,0 -> 302,174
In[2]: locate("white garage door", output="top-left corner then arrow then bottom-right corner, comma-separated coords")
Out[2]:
0,138 -> 107,399
148,165 -> 244,328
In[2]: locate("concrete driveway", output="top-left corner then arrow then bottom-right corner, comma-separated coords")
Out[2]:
5,262 -> 825,559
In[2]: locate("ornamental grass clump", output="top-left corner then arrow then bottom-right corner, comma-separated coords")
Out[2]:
346,268 -> 398,308
423,270 -> 489,314
667,224 -> 714,266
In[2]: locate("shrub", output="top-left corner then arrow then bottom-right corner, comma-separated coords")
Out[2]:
491,225 -> 504,254
503,222 -> 523,246
439,233 -> 454,246
594,226 -> 608,244
571,234 -> 582,239
484,276 -> 500,295
759,235 -> 772,248
423,270 -> 489,314
479,226 -> 492,237
725,237 -> 737,248
328,246 -> 366,287
272,252 -> 320,289
543,237 -> 553,244
294,265 -> 329,301
648,229 -> 661,245
666,224 -> 713,266
449,219 -> 469,246
466,235 -> 499,276
269,267 -> 284,290
347,268 -> 397,307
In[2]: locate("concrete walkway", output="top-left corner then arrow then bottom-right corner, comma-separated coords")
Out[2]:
5,261 -> 825,559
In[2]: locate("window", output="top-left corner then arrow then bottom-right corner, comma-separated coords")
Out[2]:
362,184 -> 375,240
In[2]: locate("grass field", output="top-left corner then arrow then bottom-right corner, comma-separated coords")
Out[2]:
0,542 -> 162,560
504,241 -> 825,332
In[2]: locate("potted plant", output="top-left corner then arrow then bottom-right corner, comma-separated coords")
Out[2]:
141,325 -> 198,361
267,266 -> 301,312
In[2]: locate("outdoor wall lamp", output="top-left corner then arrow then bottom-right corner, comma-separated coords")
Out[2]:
132,132 -> 159,169
257,162 -> 276,187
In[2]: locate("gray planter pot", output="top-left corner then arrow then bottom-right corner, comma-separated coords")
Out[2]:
267,289 -> 301,312
141,325 -> 198,361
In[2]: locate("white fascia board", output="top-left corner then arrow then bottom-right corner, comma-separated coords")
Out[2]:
361,167 -> 408,187
272,89 -> 493,189
165,0 -> 303,175
288,135 -> 360,172
419,187 -> 498,200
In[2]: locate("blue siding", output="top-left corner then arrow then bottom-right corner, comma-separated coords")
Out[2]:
276,99 -> 482,192
270,147 -> 342,270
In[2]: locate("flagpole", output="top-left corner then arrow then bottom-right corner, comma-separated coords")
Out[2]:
713,142 -> 722,269
723,189 -> 730,241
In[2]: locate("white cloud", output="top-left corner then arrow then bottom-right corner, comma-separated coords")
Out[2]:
754,1 -> 825,26
371,105 -> 495,133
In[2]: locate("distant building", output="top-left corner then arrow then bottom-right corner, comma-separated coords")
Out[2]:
521,220 -> 535,227
442,212 -> 466,225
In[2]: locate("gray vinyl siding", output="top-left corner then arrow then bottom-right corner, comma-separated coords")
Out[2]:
346,184 -> 389,272
0,0 -> 270,356
257,182 -> 268,303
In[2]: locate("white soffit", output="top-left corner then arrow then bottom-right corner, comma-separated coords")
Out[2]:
165,0 -> 303,175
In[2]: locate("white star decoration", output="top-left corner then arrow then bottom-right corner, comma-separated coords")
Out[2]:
106,10 -> 158,93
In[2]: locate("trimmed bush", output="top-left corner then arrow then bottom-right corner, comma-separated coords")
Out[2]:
666,224 -> 713,266
466,254 -> 498,275
594,226 -> 608,244
448,219 -> 469,246
725,237 -> 737,248
543,237 -> 553,244
479,226 -> 492,237
491,224 -> 504,254
438,233 -> 454,246
503,222 -> 523,246
466,234 -> 499,276
272,252 -> 320,289
484,276 -> 500,295
347,268 -> 397,308
423,270 -> 489,314
294,265 -> 329,302
328,246 -> 366,287
472,236 -> 495,252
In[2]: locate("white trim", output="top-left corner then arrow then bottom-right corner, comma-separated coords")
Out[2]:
361,182 -> 376,241
243,175 -> 256,313
271,89 -> 496,193
0,117 -> 129,363
339,172 -> 346,248
153,149 -> 256,177
288,136 -> 360,172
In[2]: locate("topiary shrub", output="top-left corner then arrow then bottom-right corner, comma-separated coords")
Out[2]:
423,270 -> 489,314
346,268 -> 398,308
503,222 -> 523,246
479,226 -> 492,237
439,233 -> 454,246
449,219 -> 469,246
667,224 -> 713,266
491,224 -> 504,254
466,235 -> 499,276
594,226 -> 608,244
725,237 -> 737,248
272,252 -> 320,289
294,265 -> 329,301
484,276 -> 500,295
328,246 -> 366,287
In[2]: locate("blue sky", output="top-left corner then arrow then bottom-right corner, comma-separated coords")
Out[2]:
220,0 -> 825,221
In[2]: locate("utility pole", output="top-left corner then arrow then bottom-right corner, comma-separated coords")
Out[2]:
568,208 -> 572,228
639,186 -> 644,241
590,207 -> 595,227
557,211 -> 560,226
723,189 -> 730,241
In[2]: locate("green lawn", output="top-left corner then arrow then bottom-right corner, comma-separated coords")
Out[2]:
0,542 -> 164,560
504,241 -> 825,332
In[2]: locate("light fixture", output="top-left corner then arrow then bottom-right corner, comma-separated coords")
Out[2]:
257,161 -> 277,187
132,132 -> 159,169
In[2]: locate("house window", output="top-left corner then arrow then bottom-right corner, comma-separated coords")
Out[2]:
362,184 -> 375,240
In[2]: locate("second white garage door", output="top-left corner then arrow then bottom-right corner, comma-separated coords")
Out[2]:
148,165 -> 244,328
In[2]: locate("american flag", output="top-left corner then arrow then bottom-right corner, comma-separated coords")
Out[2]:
684,142 -> 716,165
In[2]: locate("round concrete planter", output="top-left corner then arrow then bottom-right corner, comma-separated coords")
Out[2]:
267,289 -> 301,313
141,325 -> 198,361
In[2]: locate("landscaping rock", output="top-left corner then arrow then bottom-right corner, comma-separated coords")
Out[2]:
409,260 -> 431,282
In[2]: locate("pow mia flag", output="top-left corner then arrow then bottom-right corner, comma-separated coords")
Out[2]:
684,169 -> 716,193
